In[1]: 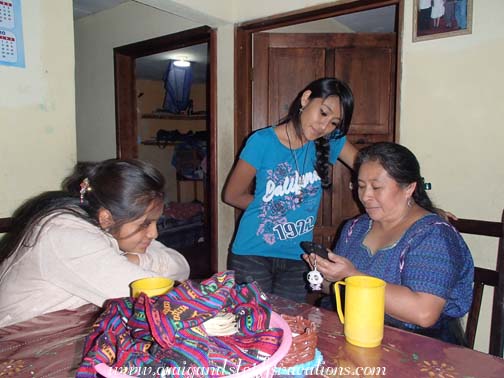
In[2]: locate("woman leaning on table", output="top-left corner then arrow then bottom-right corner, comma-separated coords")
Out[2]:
304,142 -> 474,345
0,159 -> 189,327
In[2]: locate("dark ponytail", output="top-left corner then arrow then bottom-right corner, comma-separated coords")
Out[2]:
314,138 -> 331,188
277,77 -> 354,189
0,159 -> 165,265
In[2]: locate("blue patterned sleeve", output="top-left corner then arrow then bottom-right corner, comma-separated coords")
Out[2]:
239,129 -> 268,169
402,223 -> 473,303
329,136 -> 347,164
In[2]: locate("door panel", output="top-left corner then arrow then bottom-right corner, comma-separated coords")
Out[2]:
253,34 -> 325,131
252,32 -> 396,248
334,47 -> 394,135
268,48 -> 326,127
114,27 -> 219,274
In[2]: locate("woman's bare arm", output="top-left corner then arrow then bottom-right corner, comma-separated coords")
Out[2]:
338,140 -> 359,169
383,283 -> 446,327
222,159 -> 256,210
305,252 -> 446,328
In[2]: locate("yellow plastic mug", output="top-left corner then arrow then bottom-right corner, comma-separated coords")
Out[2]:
130,277 -> 174,298
334,276 -> 386,348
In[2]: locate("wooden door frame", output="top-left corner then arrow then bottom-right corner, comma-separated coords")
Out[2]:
114,26 -> 219,274
235,0 -> 404,151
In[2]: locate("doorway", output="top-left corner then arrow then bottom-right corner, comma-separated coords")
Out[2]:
114,26 -> 218,277
235,0 -> 403,247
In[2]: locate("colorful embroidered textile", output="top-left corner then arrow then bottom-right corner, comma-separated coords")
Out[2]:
77,271 -> 283,377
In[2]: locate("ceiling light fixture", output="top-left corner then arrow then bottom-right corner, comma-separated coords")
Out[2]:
173,56 -> 190,67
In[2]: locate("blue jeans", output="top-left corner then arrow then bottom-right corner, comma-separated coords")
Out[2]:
228,252 -> 309,303
455,0 -> 467,29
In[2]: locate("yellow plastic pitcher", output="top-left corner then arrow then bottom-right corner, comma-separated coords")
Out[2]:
334,276 -> 386,348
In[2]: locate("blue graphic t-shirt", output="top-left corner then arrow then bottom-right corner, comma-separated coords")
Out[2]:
232,126 -> 347,260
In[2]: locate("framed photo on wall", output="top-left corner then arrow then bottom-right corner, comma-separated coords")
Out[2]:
413,0 -> 473,42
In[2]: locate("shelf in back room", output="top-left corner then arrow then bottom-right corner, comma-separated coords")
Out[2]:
141,111 -> 206,120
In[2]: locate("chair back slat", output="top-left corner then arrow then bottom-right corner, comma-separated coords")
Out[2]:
452,218 -> 502,238
451,210 -> 504,358
490,213 -> 504,357
474,267 -> 499,287
466,281 -> 485,348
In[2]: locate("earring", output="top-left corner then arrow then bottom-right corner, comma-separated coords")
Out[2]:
407,197 -> 413,208
79,177 -> 92,203
299,107 -> 304,114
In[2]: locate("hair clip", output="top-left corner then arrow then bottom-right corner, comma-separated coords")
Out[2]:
421,177 -> 432,190
79,178 -> 92,203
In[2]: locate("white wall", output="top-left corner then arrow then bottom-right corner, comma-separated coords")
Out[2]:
401,0 -> 504,351
74,1 -> 200,162
401,0 -> 504,222
215,23 -> 236,272
161,0 -> 339,24
0,0 -> 75,217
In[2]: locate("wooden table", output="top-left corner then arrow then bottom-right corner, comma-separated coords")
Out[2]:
1,297 -> 503,377
270,295 -> 504,377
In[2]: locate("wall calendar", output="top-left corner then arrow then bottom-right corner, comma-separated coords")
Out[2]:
0,0 -> 24,68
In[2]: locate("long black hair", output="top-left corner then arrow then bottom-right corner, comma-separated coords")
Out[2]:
277,77 -> 354,188
354,142 -> 435,212
0,159 -> 165,265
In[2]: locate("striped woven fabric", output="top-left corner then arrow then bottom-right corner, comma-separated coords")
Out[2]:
76,271 -> 282,377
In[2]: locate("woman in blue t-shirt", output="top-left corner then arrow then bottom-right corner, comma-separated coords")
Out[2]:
304,142 -> 474,344
223,77 -> 358,302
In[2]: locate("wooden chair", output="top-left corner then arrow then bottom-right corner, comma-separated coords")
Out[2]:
0,217 -> 12,233
450,210 -> 504,357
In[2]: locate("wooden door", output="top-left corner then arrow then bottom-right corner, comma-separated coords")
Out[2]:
114,27 -> 219,274
253,32 -> 396,247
